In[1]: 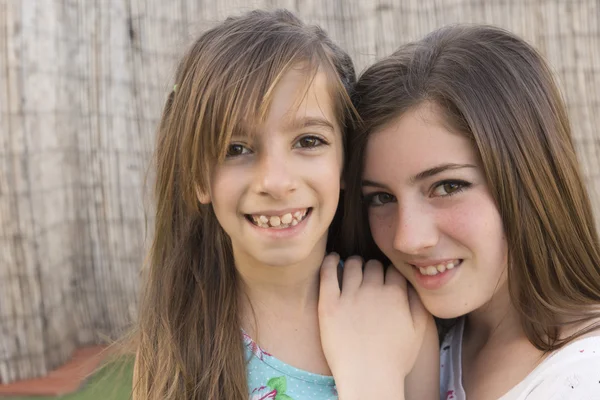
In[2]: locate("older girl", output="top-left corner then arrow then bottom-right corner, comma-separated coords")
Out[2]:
321,25 -> 600,399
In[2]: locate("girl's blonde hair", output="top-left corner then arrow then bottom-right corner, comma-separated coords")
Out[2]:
134,9 -> 356,399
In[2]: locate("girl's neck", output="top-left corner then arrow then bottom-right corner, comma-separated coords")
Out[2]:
461,287 -> 546,400
238,268 -> 321,319
235,247 -> 332,375
464,283 -> 524,346
235,246 -> 326,323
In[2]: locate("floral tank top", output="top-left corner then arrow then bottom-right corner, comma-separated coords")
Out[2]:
243,332 -> 338,400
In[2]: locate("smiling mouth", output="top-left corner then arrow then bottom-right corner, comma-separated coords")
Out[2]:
245,208 -> 311,229
412,259 -> 463,276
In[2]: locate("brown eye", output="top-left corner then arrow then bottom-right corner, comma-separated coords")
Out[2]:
226,144 -> 250,157
431,180 -> 470,197
295,135 -> 325,149
364,192 -> 396,207
443,182 -> 460,193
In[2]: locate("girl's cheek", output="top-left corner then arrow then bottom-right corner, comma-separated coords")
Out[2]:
369,211 -> 395,247
440,194 -> 501,241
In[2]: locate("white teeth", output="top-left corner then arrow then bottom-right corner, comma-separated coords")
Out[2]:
418,266 -> 439,276
426,266 -> 438,276
281,213 -> 293,224
269,216 -> 281,227
249,209 -> 309,229
416,260 -> 460,276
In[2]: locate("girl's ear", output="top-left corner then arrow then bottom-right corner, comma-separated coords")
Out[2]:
196,186 -> 211,204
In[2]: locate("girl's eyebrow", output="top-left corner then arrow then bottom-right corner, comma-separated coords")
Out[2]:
286,116 -> 335,131
410,163 -> 477,183
361,179 -> 389,189
362,163 -> 477,189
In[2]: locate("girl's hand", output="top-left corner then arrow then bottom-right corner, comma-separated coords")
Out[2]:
404,311 -> 440,400
318,253 -> 432,400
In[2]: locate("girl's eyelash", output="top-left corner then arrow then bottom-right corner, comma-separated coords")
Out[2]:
362,192 -> 396,207
362,180 -> 472,206
226,135 -> 328,157
431,179 -> 472,197
294,134 -> 329,149
225,142 -> 252,158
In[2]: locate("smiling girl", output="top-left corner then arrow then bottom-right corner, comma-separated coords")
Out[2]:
132,9 -> 436,400
329,25 -> 600,399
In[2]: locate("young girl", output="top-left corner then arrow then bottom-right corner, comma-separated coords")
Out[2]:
132,9 -> 438,400
323,24 -> 600,399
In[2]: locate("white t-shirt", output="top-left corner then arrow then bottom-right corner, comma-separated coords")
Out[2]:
440,317 -> 600,400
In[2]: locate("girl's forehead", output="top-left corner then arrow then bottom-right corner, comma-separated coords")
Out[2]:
234,114 -> 338,142
365,105 -> 480,175
237,72 -> 339,137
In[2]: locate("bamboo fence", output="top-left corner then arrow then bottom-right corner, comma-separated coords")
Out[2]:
0,0 -> 598,383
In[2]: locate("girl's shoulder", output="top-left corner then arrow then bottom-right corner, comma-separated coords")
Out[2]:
501,334 -> 600,400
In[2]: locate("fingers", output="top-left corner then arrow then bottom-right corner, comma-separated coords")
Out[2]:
385,267 -> 428,334
319,253 -> 341,308
407,285 -> 429,335
341,256 -> 364,295
385,266 -> 410,319
361,259 -> 384,287
384,265 -> 407,289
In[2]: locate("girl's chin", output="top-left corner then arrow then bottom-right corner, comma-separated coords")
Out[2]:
426,302 -> 476,320
245,251 -> 316,269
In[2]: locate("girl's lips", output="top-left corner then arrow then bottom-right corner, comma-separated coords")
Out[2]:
410,260 -> 463,290
408,258 -> 461,268
247,207 -> 308,216
245,208 -> 312,238
245,208 -> 311,229
410,259 -> 462,276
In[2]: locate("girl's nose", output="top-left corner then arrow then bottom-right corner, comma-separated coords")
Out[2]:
393,203 -> 439,255
253,150 -> 297,199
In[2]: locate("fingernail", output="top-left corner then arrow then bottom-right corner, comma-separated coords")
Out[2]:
347,255 -> 363,263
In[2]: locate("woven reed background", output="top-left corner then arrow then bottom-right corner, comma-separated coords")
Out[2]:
0,0 -> 598,383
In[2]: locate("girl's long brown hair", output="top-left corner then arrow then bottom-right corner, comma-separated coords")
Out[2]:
342,24 -> 600,351
133,9 -> 355,399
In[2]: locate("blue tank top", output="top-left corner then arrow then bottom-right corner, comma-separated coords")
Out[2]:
243,331 -> 338,400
